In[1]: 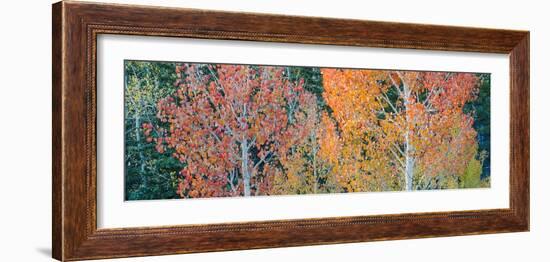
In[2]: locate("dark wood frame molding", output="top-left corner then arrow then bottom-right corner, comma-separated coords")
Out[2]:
52,1 -> 530,261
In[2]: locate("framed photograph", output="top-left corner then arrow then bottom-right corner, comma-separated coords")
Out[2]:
52,1 -> 529,261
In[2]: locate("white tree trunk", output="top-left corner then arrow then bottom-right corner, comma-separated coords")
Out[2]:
241,138 -> 251,196
134,114 -> 145,172
400,73 -> 415,191
405,133 -> 414,191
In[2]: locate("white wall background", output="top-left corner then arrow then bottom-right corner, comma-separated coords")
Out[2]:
0,0 -> 546,261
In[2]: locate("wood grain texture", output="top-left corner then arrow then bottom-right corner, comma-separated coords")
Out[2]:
52,2 -> 63,260
52,1 -> 530,261
509,35 -> 530,227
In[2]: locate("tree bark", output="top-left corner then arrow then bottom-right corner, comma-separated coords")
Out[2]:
405,133 -> 414,191
400,72 -> 415,191
241,138 -> 251,196
135,114 -> 147,188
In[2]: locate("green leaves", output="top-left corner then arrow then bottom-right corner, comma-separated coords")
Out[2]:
124,61 -> 179,200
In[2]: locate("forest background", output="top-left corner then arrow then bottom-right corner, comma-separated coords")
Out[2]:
124,60 -> 490,200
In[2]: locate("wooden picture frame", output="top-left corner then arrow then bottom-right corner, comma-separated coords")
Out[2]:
52,1 -> 529,261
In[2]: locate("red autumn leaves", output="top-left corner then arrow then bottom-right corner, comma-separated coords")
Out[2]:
144,63 -> 482,198
146,64 -> 314,197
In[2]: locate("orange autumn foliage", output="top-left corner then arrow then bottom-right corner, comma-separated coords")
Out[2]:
141,62 -> 484,198
321,69 -> 480,191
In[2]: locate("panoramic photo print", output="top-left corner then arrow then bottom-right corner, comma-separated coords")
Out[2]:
124,60 -> 491,200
